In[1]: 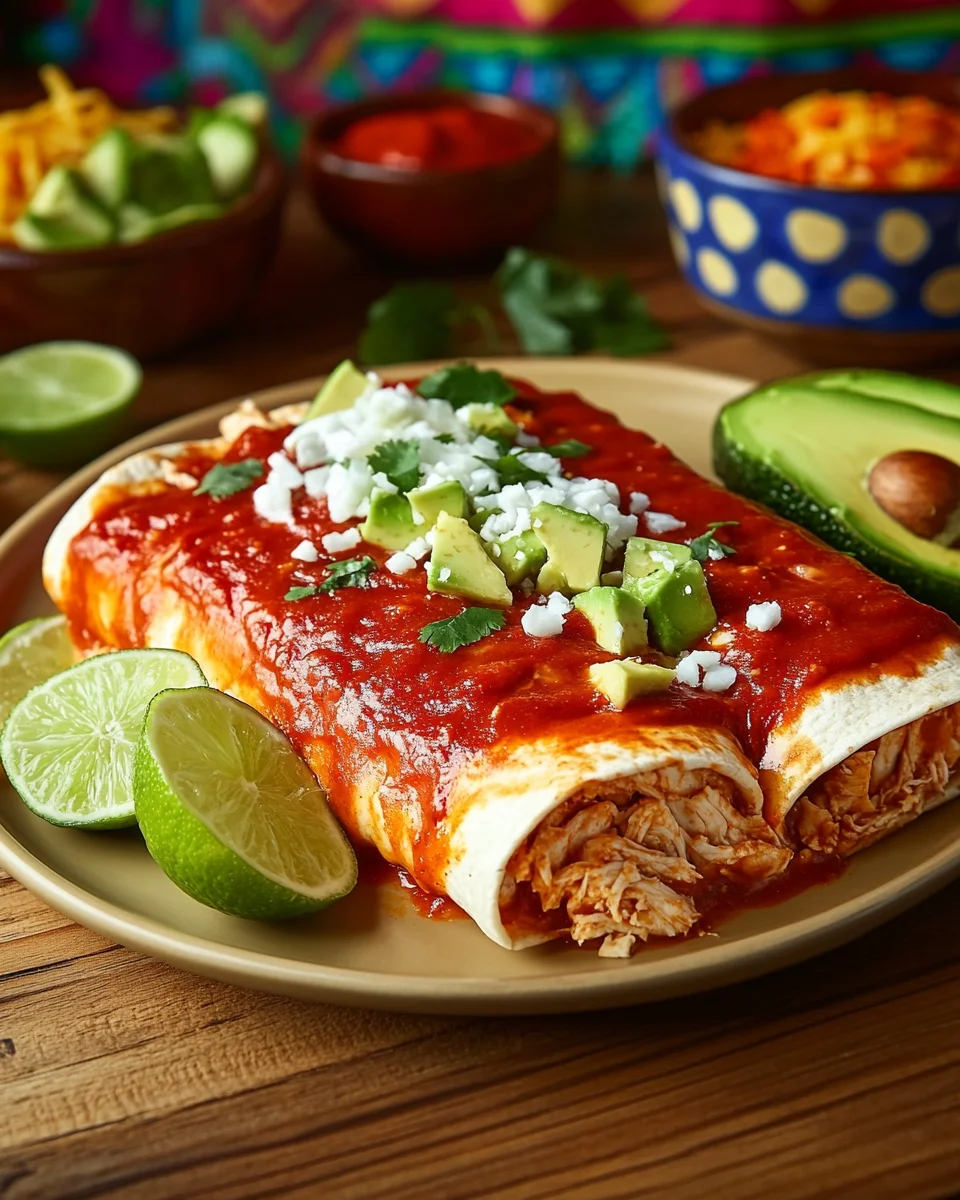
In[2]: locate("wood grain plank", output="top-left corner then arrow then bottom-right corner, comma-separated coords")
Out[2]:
4,897 -> 960,1198
0,945 -> 455,1152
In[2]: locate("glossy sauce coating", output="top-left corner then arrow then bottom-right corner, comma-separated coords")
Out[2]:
61,380 -> 958,895
335,106 -> 546,173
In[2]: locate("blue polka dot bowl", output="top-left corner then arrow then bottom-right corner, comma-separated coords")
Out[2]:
657,69 -> 960,367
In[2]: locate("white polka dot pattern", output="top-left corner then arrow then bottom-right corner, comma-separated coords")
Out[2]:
696,247 -> 738,296
708,195 -> 758,252
657,130 -> 960,330
668,223 -> 690,269
755,261 -> 808,315
877,210 -> 931,265
838,275 -> 895,320
922,267 -> 960,318
669,178 -> 702,233
785,209 -> 848,263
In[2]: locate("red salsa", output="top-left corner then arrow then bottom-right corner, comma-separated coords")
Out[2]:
334,104 -> 546,172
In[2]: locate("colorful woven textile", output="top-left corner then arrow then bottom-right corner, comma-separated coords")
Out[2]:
14,1 -> 960,167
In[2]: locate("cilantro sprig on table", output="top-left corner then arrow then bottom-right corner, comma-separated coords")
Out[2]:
285,556 -> 377,602
689,522 -> 739,563
499,248 -> 669,357
194,458 -> 263,499
367,439 -> 421,494
419,607 -> 506,653
356,248 -> 668,366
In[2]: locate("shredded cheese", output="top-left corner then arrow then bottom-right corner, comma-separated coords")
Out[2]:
0,66 -> 177,242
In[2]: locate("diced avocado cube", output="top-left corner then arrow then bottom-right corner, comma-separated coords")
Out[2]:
117,202 -> 224,243
573,586 -> 648,656
359,490 -> 418,551
589,659 -> 675,709
197,115 -> 259,200
409,481 -> 467,529
305,360 -> 369,421
218,92 -> 269,130
462,403 -> 518,442
532,502 -> 606,596
129,135 -> 217,215
488,529 -> 547,586
18,166 -> 116,249
622,547 -> 717,656
469,509 -> 491,533
81,127 -> 135,209
623,536 -> 692,585
428,512 -> 512,607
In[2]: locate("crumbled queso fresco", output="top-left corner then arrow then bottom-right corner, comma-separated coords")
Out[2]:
745,601 -> 782,631
255,375 -> 659,557
676,650 -> 737,692
250,372 -> 726,662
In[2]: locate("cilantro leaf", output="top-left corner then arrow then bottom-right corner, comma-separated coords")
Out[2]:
544,439 -> 592,458
285,585 -> 318,601
689,522 -> 739,563
419,607 -> 506,653
358,283 -> 458,366
319,556 -> 377,593
497,247 -> 669,358
434,433 -> 456,445
486,453 -> 549,487
194,458 -> 263,499
417,363 -> 516,410
367,439 -> 421,494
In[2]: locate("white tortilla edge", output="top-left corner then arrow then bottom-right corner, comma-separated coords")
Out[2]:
760,644 -> 960,824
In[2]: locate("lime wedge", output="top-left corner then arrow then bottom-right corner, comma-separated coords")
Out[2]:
0,341 -> 142,467
1,648 -> 207,828
0,616 -> 77,729
135,688 -> 357,920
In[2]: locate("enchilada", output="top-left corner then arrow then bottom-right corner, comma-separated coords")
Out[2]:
42,368 -> 960,956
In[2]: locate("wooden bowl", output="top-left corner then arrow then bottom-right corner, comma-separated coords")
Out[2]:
657,69 -> 960,367
0,149 -> 287,360
301,90 -> 561,266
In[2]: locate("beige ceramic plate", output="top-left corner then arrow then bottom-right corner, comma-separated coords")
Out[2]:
3,358 -> 960,1015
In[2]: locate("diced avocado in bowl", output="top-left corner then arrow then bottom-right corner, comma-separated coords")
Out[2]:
714,370 -> 960,619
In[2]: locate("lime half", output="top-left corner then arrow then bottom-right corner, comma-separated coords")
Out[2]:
135,688 -> 357,920
1,648 -> 206,828
0,616 -> 77,730
0,341 -> 141,466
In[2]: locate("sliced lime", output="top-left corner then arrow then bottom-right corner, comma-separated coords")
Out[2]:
1,649 -> 206,829
135,688 -> 357,920
0,341 -> 141,467
0,616 -> 78,730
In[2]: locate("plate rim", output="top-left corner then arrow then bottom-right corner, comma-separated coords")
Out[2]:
4,356 -> 959,1015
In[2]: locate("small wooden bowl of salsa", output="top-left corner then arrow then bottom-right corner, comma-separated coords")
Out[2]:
302,90 -> 560,265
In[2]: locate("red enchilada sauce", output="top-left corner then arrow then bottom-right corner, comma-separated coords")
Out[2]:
335,105 -> 546,172
60,379 -> 958,932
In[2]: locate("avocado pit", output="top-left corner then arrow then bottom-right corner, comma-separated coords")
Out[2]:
868,450 -> 960,541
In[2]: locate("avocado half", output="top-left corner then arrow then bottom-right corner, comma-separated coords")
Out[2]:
713,369 -> 960,620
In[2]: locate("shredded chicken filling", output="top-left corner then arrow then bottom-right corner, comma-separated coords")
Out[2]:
502,766 -> 791,959
790,704 -> 960,856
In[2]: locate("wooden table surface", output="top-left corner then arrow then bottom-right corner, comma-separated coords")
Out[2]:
3,172 -> 960,1200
